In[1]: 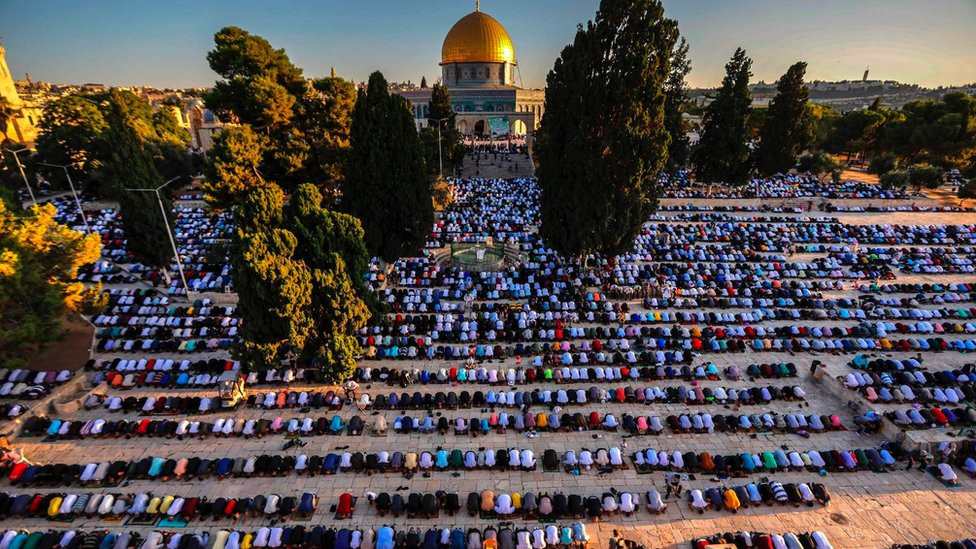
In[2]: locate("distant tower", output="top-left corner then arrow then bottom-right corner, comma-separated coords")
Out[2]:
862,66 -> 870,82
330,66 -> 337,78
0,43 -> 38,144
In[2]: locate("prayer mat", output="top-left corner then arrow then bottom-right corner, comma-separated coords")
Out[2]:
926,466 -> 964,488
157,518 -> 188,528
479,511 -> 497,520
40,436 -> 58,443
49,516 -> 74,523
291,515 -> 312,523
537,517 -> 556,524
543,462 -> 560,473
125,516 -> 155,526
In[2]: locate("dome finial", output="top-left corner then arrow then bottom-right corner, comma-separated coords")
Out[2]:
476,0 -> 480,11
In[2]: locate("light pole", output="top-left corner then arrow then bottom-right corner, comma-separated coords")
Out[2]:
124,176 -> 190,296
429,117 -> 451,177
3,147 -> 36,204
38,162 -> 91,234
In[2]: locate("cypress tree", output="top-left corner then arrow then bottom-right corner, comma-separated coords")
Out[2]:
664,38 -> 692,174
755,61 -> 814,175
421,83 -> 464,175
101,90 -> 175,269
231,184 -> 313,368
694,48 -> 753,185
537,0 -> 678,257
346,71 -> 433,262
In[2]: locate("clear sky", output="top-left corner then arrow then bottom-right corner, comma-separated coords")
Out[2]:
1,0 -> 974,90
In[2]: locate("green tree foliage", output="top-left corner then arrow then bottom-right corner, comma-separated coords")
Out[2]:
420,83 -> 464,176
907,163 -> 944,190
879,92 -> 976,169
203,126 -> 267,207
797,150 -> 842,182
754,62 -> 814,175
879,170 -> 909,189
694,48 -> 753,185
536,0 -> 678,257
346,71 -> 432,262
0,200 -> 102,367
34,91 -> 192,196
958,179 -> 976,201
822,108 -> 886,160
203,27 -> 356,201
299,77 -> 358,196
663,38 -> 692,174
101,90 -> 175,269
868,152 -> 898,175
232,182 -> 369,378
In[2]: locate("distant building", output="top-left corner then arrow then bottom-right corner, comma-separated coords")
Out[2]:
0,44 -> 40,144
398,3 -> 544,141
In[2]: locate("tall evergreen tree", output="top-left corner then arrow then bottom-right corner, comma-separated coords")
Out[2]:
231,184 -> 313,368
346,71 -> 432,262
754,61 -> 814,175
536,0 -> 678,257
101,90 -> 175,269
694,48 -> 753,185
203,125 -> 267,207
420,83 -> 464,176
663,38 -> 692,174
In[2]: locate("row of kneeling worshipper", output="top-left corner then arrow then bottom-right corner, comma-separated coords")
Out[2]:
352,363 -> 798,384
4,448 -> 627,486
0,523 -> 598,549
363,489 -> 669,518
691,530 -> 833,549
684,481 -> 830,513
0,491 -> 316,521
632,446 -> 900,473
23,415 -> 367,439
894,540 -> 976,549
84,383 -> 806,416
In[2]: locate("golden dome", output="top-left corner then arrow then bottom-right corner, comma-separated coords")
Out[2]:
441,10 -> 516,65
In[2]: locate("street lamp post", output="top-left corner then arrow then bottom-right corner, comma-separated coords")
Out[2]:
429,117 -> 451,177
3,147 -> 36,204
124,177 -> 190,296
38,162 -> 91,234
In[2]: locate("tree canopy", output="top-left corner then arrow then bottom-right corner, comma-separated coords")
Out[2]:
0,200 -> 102,367
420,83 -> 464,176
663,38 -> 692,174
536,0 -> 678,257
754,61 -> 814,175
101,90 -> 176,270
345,71 -> 433,262
202,125 -> 268,207
203,27 -> 356,201
232,182 -> 369,378
694,48 -> 753,185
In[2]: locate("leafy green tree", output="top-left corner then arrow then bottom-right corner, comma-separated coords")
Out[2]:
908,163 -> 944,190
203,126 -> 267,207
693,48 -> 753,185
420,83 -> 464,176
346,71 -> 432,262
203,26 -> 305,128
0,200 -> 102,367
232,182 -> 369,378
823,108 -> 886,160
868,152 -> 898,176
880,92 -> 976,169
536,0 -> 678,257
101,90 -> 175,269
663,37 -> 691,174
35,91 -> 191,196
754,62 -> 814,175
34,94 -> 108,185
879,170 -> 909,189
298,77 -> 358,197
958,179 -> 976,203
203,27 -> 357,197
285,183 -> 375,316
797,150 -> 842,182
